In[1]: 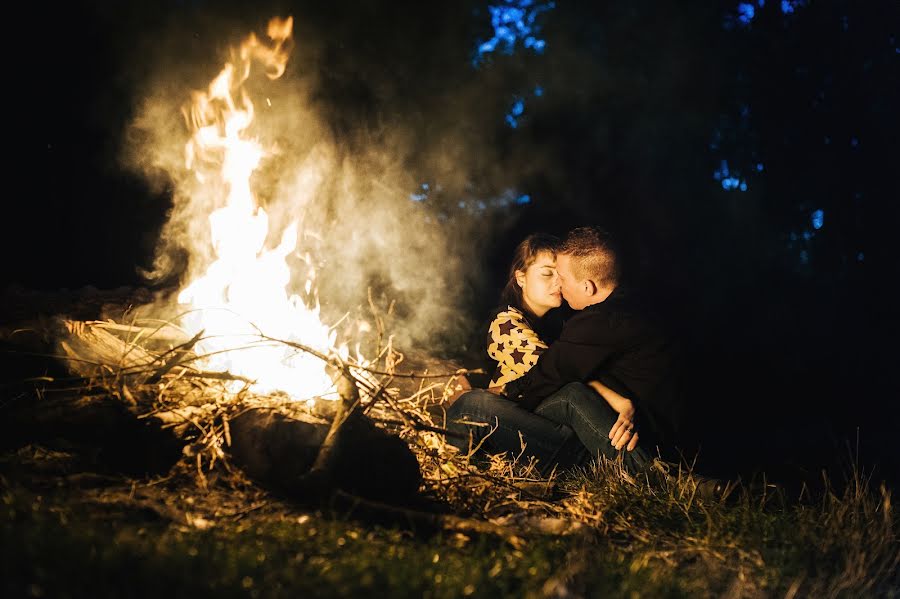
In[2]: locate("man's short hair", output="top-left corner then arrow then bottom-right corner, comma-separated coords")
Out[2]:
559,226 -> 619,287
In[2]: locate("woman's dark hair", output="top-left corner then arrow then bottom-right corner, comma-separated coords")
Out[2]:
499,233 -> 560,316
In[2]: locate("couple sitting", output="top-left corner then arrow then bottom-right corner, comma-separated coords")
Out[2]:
445,226 -> 684,477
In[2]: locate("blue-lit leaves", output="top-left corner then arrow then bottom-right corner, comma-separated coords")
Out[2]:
781,0 -> 809,16
473,0 -> 556,67
416,185 -> 534,220
455,188 -> 534,213
780,0 -> 806,15
410,182 -> 431,202
709,104 -> 759,192
737,3 -> 756,25
724,0 -> 765,30
505,86 -> 545,128
725,0 -> 806,30
713,160 -> 749,192
523,36 -> 546,52
506,96 -> 526,128
786,228 -> 814,269
785,207 -> 829,270
490,188 -> 532,209
811,209 -> 824,230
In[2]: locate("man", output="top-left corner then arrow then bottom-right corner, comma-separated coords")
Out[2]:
446,226 -> 683,474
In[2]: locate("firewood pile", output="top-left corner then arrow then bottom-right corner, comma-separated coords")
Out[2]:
2,304 -> 599,542
25,316 -> 574,520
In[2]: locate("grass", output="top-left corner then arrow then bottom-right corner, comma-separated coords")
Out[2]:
2,445 -> 897,598
2,318 -> 897,597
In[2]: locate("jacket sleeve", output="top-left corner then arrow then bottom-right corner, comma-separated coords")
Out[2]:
505,311 -> 622,411
486,308 -> 548,390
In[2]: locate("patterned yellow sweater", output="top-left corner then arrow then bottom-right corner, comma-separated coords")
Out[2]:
487,306 -> 547,389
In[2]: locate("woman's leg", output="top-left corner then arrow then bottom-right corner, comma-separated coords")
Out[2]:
444,390 -> 588,475
535,383 -> 651,473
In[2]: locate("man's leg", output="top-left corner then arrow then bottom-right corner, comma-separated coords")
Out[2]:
444,390 -> 588,475
534,383 -> 651,473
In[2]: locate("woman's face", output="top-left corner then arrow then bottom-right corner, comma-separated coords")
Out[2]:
516,251 -> 562,317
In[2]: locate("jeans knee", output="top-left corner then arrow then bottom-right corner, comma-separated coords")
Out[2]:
559,382 -> 593,397
447,390 -> 502,422
557,382 -> 601,408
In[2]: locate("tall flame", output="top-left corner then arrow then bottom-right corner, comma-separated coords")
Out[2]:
175,17 -> 340,400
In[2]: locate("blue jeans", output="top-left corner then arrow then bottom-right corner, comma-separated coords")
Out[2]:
445,383 -> 651,475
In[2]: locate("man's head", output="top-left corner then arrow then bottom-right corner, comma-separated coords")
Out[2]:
556,226 -> 619,310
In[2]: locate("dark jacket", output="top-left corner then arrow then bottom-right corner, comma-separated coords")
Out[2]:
504,287 -> 683,450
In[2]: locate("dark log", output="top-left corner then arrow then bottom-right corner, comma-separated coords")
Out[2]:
0,395 -> 183,476
227,408 -> 421,504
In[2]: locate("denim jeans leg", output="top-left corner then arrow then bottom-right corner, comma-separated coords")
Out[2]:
535,383 -> 651,473
445,390 -> 588,475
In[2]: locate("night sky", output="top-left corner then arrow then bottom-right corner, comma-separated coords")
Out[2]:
5,0 -> 900,483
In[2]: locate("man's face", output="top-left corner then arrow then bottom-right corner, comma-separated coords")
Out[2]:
556,254 -> 589,310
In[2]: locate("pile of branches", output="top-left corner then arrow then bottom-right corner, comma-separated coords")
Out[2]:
42,314 -> 580,535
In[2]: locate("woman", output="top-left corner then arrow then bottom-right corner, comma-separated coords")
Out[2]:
447,234 -> 648,474
485,233 -> 563,391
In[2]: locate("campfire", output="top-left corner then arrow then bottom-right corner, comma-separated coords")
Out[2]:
15,17 -> 599,542
51,15 -> 487,506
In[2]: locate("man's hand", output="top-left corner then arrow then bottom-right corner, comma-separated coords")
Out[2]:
588,380 -> 639,451
609,414 -> 639,451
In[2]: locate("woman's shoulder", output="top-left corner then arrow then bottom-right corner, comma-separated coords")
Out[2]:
488,305 -> 532,329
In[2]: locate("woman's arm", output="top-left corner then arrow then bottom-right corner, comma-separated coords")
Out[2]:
486,308 -> 548,390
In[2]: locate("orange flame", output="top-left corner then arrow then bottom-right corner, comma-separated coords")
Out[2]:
175,16 -> 345,401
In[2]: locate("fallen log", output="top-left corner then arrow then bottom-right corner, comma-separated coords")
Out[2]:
1,395 -> 184,476
228,408 -> 421,504
3,391 -> 421,503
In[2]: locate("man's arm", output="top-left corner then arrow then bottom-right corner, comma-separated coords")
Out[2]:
505,311 -> 622,410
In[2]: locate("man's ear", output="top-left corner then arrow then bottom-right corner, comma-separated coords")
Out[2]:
515,270 -> 526,289
585,279 -> 598,296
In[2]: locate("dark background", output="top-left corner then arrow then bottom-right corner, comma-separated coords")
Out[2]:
5,0 -> 899,486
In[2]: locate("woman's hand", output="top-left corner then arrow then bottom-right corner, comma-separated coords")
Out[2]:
588,380 -> 639,451
444,374 -> 473,406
